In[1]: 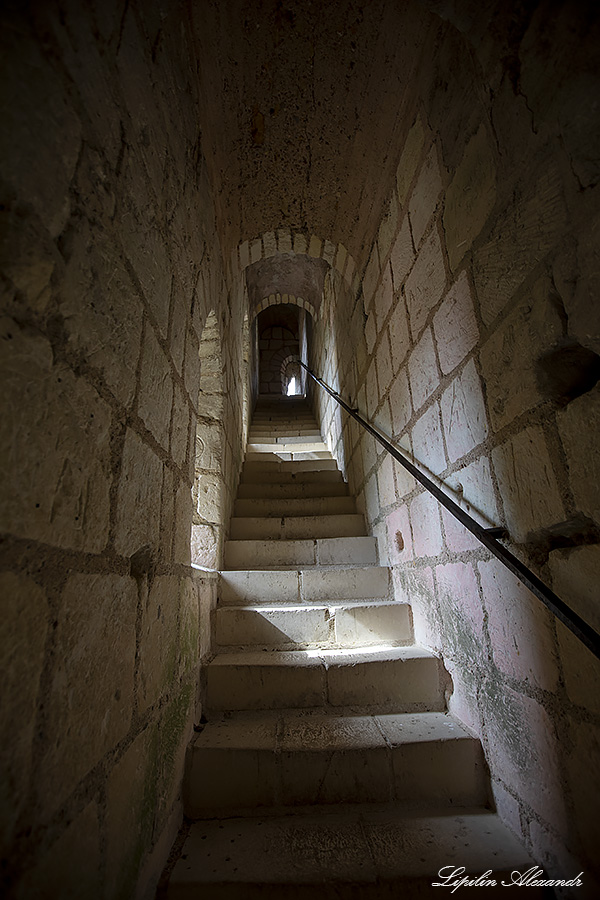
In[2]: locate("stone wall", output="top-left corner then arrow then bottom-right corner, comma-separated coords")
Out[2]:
258,326 -> 299,394
0,3 -> 247,898
311,1 -> 600,889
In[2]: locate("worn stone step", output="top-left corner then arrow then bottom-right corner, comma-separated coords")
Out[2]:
249,432 -> 323,441
233,496 -> 356,518
205,646 -> 444,712
245,450 -> 332,462
215,602 -> 412,649
240,468 -> 343,485
252,413 -> 315,422
224,536 -> 378,569
237,481 -> 350,500
184,711 -> 487,815
218,566 -> 391,605
249,428 -> 322,438
168,806 -> 536,899
242,458 -> 338,475
229,514 -> 366,541
247,441 -> 329,454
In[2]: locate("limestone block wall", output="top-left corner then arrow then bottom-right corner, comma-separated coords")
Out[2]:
258,326 -> 299,394
0,3 -> 247,898
310,2 -> 600,889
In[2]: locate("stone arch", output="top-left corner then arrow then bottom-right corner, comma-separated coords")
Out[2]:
191,310 -> 225,569
280,354 -> 301,395
253,292 -> 316,322
232,228 -> 358,322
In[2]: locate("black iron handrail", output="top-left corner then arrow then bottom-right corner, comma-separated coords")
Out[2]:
298,359 -> 600,661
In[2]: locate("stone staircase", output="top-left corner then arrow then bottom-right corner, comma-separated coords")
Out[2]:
167,397 -> 534,898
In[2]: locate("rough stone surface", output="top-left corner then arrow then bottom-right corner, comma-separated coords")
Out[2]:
473,165 -> 568,326
557,385 -> 600,526
38,575 -> 137,816
479,559 -> 559,691
106,728 -> 158,900
396,115 -> 425,205
443,124 -> 496,271
114,429 -> 163,557
0,574 -> 47,852
548,545 -> 600,635
14,802 -> 101,900
388,370 -> 412,435
441,457 -> 499,551
435,562 -> 483,662
404,227 -> 446,340
492,426 -> 565,542
408,144 -> 443,249
138,577 -> 180,713
433,272 -> 479,376
479,279 -> 564,431
408,328 -> 439,411
388,296 -> 411,372
410,491 -> 444,558
389,215 -> 414,292
440,360 -> 488,463
138,324 -> 173,450
0,320 -> 112,552
412,402 -> 447,477
479,684 -> 566,829
59,224 -> 143,407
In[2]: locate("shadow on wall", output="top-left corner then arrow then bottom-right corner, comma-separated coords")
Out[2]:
191,311 -> 224,569
257,304 -> 300,395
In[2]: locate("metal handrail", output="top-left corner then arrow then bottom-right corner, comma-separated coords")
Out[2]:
298,359 -> 600,661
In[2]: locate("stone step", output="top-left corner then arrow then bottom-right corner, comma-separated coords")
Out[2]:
233,496 -> 357,518
242,458 -> 338,475
215,602 -> 412,649
249,427 -> 322,437
184,711 -> 487,815
245,450 -> 333,462
239,468 -> 343,485
252,407 -> 317,425
247,441 -> 329,454
248,431 -> 323,442
224,536 -> 378,569
237,481 -> 350,500
205,646 -> 444,712
168,807 -> 536,899
229,514 -> 366,541
250,422 -> 318,431
219,566 -> 392,605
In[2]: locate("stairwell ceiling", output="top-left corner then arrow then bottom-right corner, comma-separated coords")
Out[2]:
191,0 -> 435,268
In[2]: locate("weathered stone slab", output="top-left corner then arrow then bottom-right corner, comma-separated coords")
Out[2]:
404,228 -> 446,340
59,223 -> 143,408
440,360 -> 488,462
0,573 -> 47,850
138,324 -> 174,450
473,164 -> 567,326
433,271 -> 479,375
491,426 -> 565,542
444,124 -> 496,271
0,319 -> 112,552
557,385 -> 600,526
114,429 -> 163,557
409,144 -> 443,249
396,115 -> 425,206
38,575 -> 136,817
138,576 -> 180,713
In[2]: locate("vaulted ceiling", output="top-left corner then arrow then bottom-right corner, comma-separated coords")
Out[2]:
191,0 -> 438,266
